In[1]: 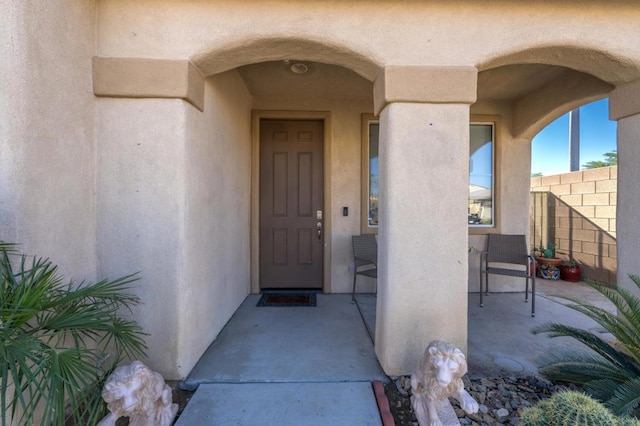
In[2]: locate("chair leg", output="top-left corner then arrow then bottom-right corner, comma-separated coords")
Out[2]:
479,268 -> 484,307
352,272 -> 357,304
531,276 -> 536,317
525,277 -> 529,302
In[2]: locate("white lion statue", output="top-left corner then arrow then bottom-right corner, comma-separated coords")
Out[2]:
98,360 -> 178,426
410,340 -> 479,426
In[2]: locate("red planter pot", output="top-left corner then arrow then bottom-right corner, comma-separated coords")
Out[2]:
560,265 -> 582,282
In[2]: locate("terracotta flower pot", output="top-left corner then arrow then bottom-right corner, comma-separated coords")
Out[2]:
560,265 -> 582,282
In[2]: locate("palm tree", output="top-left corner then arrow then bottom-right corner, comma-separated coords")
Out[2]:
533,275 -> 640,416
0,242 -> 147,426
582,150 -> 618,169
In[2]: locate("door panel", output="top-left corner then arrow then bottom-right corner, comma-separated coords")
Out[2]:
259,120 -> 324,289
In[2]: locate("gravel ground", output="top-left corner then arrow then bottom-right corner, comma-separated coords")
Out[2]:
384,375 -> 582,426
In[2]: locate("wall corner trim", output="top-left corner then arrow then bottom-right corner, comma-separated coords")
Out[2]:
610,78 -> 640,121
373,66 -> 478,115
92,57 -> 205,111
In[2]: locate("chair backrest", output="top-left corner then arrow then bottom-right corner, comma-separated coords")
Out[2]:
486,234 -> 528,265
352,234 -> 377,265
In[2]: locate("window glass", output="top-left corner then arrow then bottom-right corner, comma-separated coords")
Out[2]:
368,123 -> 379,227
362,120 -> 494,229
469,124 -> 494,226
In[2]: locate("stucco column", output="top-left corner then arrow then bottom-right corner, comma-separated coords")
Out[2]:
610,79 -> 640,292
373,66 -> 477,375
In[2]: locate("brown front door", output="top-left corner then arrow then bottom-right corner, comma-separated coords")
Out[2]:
259,119 -> 324,289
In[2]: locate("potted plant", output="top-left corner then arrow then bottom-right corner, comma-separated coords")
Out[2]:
539,263 -> 560,280
559,260 -> 582,282
534,244 -> 562,277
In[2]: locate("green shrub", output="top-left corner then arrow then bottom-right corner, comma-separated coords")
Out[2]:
532,275 -> 640,416
0,242 -> 147,426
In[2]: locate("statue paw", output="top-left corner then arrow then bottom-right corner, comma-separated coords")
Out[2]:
461,395 -> 479,414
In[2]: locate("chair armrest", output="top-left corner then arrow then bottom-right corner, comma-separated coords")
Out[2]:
479,251 -> 488,271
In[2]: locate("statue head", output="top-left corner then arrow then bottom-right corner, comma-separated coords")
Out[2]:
427,340 -> 468,387
101,360 -> 160,417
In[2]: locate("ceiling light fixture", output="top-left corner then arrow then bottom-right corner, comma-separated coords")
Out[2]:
289,62 -> 309,74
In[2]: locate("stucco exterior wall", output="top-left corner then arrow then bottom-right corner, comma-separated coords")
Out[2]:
0,0 -> 97,280
97,71 -> 252,378
97,99 -> 187,375
179,71 -> 252,376
95,0 -> 640,85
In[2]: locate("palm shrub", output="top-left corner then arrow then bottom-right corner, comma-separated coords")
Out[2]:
532,275 -> 640,416
0,242 -> 147,426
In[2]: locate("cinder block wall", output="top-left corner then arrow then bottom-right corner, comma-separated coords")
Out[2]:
530,166 -> 617,285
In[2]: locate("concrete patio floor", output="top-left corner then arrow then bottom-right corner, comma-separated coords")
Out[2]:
355,279 -> 614,378
177,280 -> 613,424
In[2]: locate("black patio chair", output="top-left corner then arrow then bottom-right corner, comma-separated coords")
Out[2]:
351,234 -> 377,303
479,234 -> 536,317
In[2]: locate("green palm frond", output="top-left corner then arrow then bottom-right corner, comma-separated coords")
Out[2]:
608,377 -> 640,415
0,243 -> 148,426
533,275 -> 640,416
586,378 -> 628,403
533,323 -> 640,374
537,347 -> 632,383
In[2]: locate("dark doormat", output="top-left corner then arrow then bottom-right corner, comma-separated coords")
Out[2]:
256,291 -> 317,307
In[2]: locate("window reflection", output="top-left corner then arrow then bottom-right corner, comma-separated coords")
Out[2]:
469,124 -> 493,226
369,123 -> 379,227
363,120 -> 494,229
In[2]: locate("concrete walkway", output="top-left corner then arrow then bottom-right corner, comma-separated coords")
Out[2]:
177,294 -> 386,425
177,280 -> 613,425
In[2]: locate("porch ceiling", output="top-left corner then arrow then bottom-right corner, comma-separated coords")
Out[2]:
477,64 -> 567,101
236,61 -> 609,107
236,60 -> 373,101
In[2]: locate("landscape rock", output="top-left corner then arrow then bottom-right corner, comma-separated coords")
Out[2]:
385,375 -> 583,425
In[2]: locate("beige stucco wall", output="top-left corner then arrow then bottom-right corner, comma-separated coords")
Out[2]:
97,71 -> 252,378
0,0 -> 98,280
376,101 -> 471,375
179,71 -> 252,375
97,98 -> 186,374
95,1 -> 640,84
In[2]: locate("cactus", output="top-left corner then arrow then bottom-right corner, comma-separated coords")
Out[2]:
520,401 -> 551,426
618,417 -> 640,426
519,391 -> 640,426
550,391 -> 616,426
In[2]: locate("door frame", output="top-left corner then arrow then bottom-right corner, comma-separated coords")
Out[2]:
250,110 -> 333,294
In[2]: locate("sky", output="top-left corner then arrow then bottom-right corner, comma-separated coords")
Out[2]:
531,98 -> 617,176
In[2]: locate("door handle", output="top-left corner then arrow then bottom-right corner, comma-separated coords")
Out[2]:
316,222 -> 322,242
